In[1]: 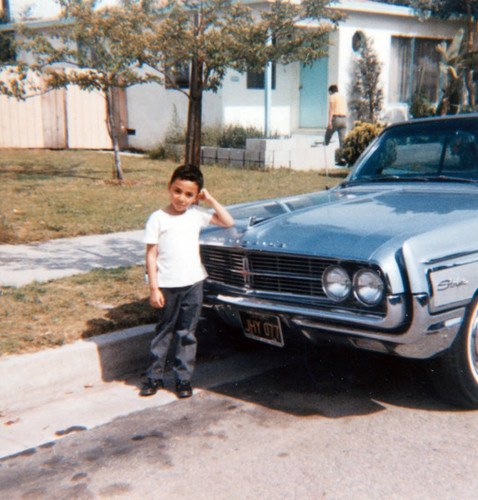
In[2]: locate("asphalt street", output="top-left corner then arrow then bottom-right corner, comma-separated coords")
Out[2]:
2,340 -> 478,500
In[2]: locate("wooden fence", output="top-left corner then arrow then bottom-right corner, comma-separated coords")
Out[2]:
0,72 -> 127,150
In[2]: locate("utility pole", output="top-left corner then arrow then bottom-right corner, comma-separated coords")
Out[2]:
264,33 -> 272,138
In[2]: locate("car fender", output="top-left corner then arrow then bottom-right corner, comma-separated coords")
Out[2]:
402,218 -> 478,312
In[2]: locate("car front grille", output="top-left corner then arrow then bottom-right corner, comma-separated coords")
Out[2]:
200,245 -> 387,314
201,245 -> 332,300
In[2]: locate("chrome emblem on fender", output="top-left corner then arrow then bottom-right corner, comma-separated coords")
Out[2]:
437,279 -> 469,292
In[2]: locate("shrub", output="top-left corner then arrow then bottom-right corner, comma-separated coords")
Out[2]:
201,124 -> 224,146
410,95 -> 435,118
150,122 -> 268,162
218,124 -> 265,148
148,144 -> 166,160
342,121 -> 385,166
165,105 -> 186,145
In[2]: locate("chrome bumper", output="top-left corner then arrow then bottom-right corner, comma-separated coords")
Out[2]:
204,292 -> 466,360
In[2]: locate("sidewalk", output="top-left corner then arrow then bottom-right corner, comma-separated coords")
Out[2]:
0,333 -> 285,460
0,231 -> 167,459
0,230 -> 144,287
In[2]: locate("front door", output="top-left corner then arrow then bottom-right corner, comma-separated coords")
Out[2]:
299,57 -> 328,128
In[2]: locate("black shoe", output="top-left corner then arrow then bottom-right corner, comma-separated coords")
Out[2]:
139,378 -> 164,397
176,380 -> 193,399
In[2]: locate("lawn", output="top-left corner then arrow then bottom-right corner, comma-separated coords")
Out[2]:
0,149 -> 348,355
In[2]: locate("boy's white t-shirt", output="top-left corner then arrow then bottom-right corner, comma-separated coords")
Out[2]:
143,206 -> 213,288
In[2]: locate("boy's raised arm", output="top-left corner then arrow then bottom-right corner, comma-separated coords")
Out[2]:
199,189 -> 234,228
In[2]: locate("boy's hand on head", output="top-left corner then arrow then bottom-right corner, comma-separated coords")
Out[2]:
198,188 -> 214,205
199,189 -> 234,227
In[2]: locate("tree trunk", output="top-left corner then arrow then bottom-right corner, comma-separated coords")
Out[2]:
184,57 -> 203,169
105,87 -> 124,181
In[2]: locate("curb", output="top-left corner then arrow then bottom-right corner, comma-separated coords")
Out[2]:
0,325 -> 156,405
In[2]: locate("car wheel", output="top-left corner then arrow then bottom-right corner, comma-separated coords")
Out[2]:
430,297 -> 478,408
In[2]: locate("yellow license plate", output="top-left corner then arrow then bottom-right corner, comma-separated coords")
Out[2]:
239,312 -> 284,347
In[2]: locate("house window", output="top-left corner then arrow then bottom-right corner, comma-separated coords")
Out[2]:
165,62 -> 190,89
352,30 -> 366,52
389,36 -> 445,104
247,65 -> 276,90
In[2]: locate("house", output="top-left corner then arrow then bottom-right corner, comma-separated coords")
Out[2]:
1,0 -> 465,169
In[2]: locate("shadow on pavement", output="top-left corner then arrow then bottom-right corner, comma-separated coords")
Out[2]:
85,310 -> 458,418
200,322 -> 457,417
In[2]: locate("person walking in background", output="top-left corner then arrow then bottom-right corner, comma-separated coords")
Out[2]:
325,84 -> 348,164
140,165 -> 234,399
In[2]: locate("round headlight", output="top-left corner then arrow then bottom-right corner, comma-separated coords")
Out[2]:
322,266 -> 352,302
353,269 -> 385,306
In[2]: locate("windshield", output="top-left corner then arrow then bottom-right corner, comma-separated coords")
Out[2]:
350,118 -> 478,183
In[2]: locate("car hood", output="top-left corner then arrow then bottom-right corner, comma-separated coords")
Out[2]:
203,184 -> 478,263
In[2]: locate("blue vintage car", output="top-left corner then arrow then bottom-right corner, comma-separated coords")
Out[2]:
199,115 -> 478,408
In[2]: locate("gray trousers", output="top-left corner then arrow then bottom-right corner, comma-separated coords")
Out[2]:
146,281 -> 203,383
325,115 -> 347,149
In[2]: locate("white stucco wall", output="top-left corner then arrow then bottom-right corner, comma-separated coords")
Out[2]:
221,64 -> 296,137
8,0 -> 116,21
126,82 -> 223,151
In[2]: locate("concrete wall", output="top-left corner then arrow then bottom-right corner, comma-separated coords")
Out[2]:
201,135 -> 338,171
247,136 -> 337,171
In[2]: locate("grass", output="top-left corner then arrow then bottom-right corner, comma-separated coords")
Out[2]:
0,149 -> 346,244
0,149 -> 348,355
0,267 -> 156,355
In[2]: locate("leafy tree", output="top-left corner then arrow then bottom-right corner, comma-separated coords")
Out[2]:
349,34 -> 383,123
138,0 -> 342,167
0,0 -> 14,62
0,0 -> 27,99
20,0 -> 150,181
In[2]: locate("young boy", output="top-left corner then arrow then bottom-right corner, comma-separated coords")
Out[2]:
140,165 -> 234,398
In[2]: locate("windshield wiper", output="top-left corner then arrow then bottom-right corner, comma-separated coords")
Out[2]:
341,175 -> 478,186
340,175 -> 400,187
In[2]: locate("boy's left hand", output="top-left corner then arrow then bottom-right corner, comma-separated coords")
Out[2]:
198,188 -> 234,227
198,189 -> 213,204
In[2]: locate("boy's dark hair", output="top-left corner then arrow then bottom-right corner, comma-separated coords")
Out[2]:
328,84 -> 338,94
169,165 -> 204,191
